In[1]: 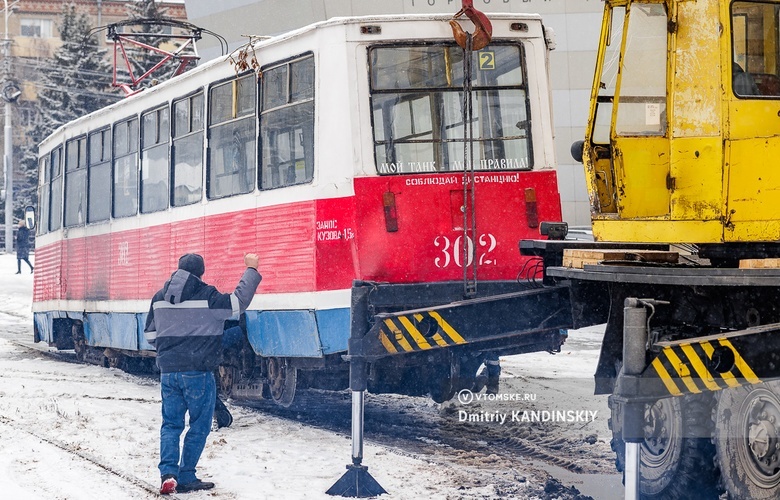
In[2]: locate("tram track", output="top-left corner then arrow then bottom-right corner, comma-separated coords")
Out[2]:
239,388 -> 610,499
0,413 -> 181,499
246,389 -> 611,473
18,338 -> 612,475
6,337 -> 82,363
11,338 -> 606,498
0,337 -> 212,498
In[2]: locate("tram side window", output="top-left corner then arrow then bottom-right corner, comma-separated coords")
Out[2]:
88,128 -> 111,223
732,2 -> 780,97
208,75 -> 256,199
64,136 -> 87,227
50,146 -> 63,231
259,54 -> 315,189
370,44 -> 532,174
172,92 -> 204,206
37,156 -> 50,235
113,118 -> 139,218
141,106 -> 170,213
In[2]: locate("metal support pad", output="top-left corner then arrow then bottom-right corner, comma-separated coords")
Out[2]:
326,464 -> 387,498
328,282 -> 386,497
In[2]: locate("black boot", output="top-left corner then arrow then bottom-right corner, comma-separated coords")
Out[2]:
178,479 -> 215,492
214,396 -> 233,429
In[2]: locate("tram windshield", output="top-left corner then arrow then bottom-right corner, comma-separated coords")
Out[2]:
370,44 -> 532,174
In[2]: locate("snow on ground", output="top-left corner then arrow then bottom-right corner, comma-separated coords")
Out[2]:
497,327 -> 623,499
0,252 -> 34,321
501,326 -> 611,439
0,251 -> 626,499
1,252 -> 564,499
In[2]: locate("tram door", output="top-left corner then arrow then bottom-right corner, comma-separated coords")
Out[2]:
587,3 -> 670,220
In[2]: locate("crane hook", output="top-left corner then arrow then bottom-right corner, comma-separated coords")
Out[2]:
449,0 -> 493,51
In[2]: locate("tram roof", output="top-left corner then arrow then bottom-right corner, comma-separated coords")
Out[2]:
39,12 -> 546,151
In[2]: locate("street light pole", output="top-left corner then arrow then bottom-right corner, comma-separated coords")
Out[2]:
2,0 -> 11,254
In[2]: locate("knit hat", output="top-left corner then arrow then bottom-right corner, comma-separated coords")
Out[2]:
178,253 -> 205,277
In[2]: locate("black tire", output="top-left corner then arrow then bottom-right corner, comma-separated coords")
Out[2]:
609,393 -> 720,499
715,382 -> 780,499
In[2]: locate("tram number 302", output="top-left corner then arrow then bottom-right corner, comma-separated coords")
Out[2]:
434,234 -> 497,268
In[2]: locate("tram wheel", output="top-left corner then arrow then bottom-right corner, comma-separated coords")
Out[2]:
266,357 -> 297,408
428,352 -> 460,404
609,393 -> 720,499
715,382 -> 780,499
72,322 -> 87,362
105,351 -> 126,370
217,365 -> 237,398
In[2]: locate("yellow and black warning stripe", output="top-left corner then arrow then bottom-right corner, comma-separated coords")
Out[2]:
377,311 -> 467,354
650,338 -> 761,396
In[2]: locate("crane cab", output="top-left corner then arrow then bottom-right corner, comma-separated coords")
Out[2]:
580,0 -> 780,244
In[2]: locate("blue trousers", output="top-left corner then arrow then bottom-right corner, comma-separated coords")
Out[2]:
159,371 -> 216,484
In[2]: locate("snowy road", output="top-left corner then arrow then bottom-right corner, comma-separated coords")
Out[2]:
0,253 -> 622,499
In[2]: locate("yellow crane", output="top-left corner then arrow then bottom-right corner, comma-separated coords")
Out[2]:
552,1 -> 780,498
576,0 -> 780,247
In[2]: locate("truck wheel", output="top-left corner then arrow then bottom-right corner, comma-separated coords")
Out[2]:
609,393 -> 720,498
715,382 -> 780,499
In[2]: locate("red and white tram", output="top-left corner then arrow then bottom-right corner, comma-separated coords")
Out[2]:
33,14 -> 563,405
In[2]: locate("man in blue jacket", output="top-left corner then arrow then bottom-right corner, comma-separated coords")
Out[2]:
144,253 -> 261,495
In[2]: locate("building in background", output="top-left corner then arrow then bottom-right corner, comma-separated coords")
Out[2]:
8,0 -> 187,142
182,0 -> 602,226
0,0 -> 187,241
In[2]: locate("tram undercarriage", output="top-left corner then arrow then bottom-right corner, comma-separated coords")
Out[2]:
38,277 -> 570,411
214,278 -> 570,407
